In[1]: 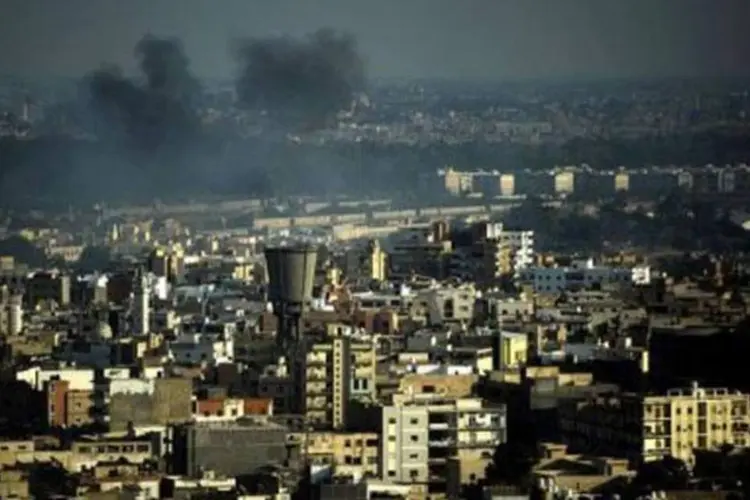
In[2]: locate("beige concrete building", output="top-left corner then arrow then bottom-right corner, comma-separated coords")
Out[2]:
561,382 -> 750,466
398,374 -> 477,400
554,170 -> 575,194
420,285 -> 476,326
290,431 -> 379,478
0,468 -> 29,499
0,436 -> 154,472
305,335 -> 377,429
496,331 -> 528,370
442,167 -> 473,196
382,394 -> 506,497
344,240 -> 388,282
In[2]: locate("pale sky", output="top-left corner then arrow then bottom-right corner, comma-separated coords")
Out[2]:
1,0 -> 749,81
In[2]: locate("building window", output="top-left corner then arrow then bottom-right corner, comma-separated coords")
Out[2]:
698,403 -> 707,417
410,435 -> 419,443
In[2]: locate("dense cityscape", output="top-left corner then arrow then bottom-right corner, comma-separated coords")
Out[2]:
4,3 -> 750,500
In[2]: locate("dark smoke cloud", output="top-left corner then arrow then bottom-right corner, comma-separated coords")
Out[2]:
233,29 -> 365,130
86,35 -> 201,153
0,30 -> 372,208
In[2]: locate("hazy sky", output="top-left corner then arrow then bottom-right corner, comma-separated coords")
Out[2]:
1,0 -> 749,81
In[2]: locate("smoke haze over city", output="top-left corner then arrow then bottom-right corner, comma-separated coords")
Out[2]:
0,0 -> 750,207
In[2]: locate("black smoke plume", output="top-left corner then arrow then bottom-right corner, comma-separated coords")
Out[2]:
233,29 -> 365,130
86,35 -> 201,153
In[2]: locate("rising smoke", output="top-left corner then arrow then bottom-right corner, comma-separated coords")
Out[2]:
0,30 -> 370,207
233,29 -> 366,130
86,35 -> 202,154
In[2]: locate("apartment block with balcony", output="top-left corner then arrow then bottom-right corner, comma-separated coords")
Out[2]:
560,382 -> 750,467
478,223 -> 535,279
382,394 -> 506,497
305,335 -> 377,430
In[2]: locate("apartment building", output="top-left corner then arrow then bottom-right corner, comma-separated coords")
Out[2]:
495,331 -> 529,371
168,331 -> 235,365
24,271 -> 71,308
0,468 -> 28,499
518,258 -> 652,293
305,335 -> 377,429
560,382 -> 750,466
421,286 -> 476,326
289,431 -> 380,478
478,223 -> 535,278
381,394 -> 506,497
0,436 -> 154,472
343,239 -> 388,282
46,379 -> 95,428
441,167 -> 474,196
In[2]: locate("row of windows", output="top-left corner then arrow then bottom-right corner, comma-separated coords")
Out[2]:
77,444 -> 150,454
312,455 -> 377,466
0,444 -> 29,451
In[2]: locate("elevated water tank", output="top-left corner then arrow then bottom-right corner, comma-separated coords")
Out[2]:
264,246 -> 317,306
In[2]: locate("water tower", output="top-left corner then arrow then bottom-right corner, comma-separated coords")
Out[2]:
264,245 -> 317,353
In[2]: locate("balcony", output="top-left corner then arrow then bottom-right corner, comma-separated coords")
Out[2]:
428,422 -> 450,430
306,357 -> 328,367
456,437 -> 502,449
428,438 -> 453,447
353,367 -> 373,379
306,370 -> 328,381
428,414 -> 454,428
306,382 -> 329,395
306,398 -> 330,410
